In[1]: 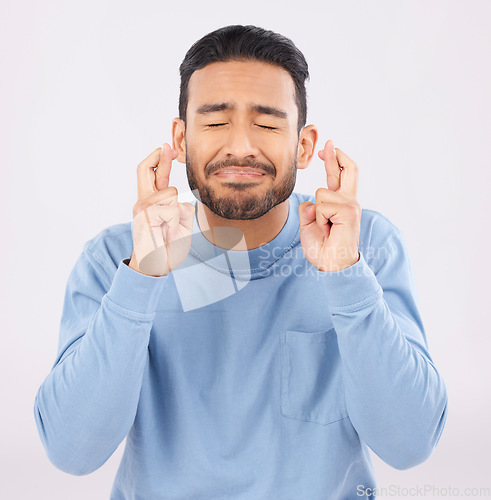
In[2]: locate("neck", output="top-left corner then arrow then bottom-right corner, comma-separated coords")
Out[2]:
195,198 -> 290,251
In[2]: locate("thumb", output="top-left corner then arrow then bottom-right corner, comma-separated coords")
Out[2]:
298,201 -> 316,229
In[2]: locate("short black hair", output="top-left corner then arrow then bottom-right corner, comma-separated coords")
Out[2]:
178,25 -> 310,135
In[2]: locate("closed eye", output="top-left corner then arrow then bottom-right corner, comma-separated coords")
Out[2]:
207,124 -> 277,130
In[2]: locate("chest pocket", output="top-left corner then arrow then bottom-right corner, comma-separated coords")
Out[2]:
280,328 -> 349,426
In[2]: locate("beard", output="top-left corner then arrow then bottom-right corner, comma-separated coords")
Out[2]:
185,146 -> 298,221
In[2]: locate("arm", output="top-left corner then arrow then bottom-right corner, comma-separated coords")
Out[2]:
33,243 -> 167,475
318,218 -> 448,470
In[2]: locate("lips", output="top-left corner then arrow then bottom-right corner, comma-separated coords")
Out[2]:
214,167 -> 266,176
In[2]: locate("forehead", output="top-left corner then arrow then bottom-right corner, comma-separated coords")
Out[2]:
187,60 -> 297,115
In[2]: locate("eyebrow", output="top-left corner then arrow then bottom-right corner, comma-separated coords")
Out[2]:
195,102 -> 288,119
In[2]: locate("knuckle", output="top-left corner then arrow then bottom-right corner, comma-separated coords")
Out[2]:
349,201 -> 361,214
132,201 -> 142,215
154,187 -> 178,203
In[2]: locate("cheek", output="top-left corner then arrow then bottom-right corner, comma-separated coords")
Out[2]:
187,133 -> 222,160
185,144 -> 217,179
265,140 -> 293,162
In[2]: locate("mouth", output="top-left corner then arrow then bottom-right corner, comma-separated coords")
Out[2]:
213,167 -> 267,179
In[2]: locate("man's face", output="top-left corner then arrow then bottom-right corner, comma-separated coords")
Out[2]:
181,60 -> 301,220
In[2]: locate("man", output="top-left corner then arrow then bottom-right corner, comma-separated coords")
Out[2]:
34,25 -> 448,499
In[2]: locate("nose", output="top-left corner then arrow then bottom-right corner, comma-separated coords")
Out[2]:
222,124 -> 260,160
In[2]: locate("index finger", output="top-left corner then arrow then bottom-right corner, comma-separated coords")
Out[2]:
155,143 -> 179,191
136,143 -> 177,200
319,139 -> 341,191
334,148 -> 358,199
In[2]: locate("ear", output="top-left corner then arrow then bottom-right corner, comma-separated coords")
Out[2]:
296,125 -> 318,170
172,118 -> 186,164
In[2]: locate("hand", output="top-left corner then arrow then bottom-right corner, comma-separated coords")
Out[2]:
298,140 -> 361,272
129,143 -> 195,277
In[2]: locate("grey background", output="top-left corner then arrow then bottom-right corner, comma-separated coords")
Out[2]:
1,0 -> 490,498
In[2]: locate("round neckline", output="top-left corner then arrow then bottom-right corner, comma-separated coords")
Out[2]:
188,194 -> 301,280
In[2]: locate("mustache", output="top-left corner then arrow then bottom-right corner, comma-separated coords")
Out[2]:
206,158 -> 276,177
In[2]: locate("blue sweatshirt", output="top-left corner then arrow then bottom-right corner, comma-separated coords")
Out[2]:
33,191 -> 448,500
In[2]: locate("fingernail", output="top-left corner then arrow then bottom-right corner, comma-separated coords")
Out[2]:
331,141 -> 336,154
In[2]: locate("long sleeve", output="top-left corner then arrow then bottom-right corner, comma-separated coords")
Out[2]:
33,243 -> 167,476
316,217 -> 448,470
